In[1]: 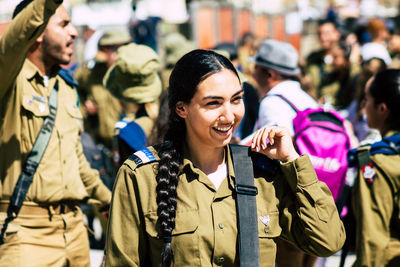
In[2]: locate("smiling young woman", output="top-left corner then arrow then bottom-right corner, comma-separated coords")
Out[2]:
105,49 -> 345,267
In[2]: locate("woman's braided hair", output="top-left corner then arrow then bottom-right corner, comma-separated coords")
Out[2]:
156,49 -> 239,267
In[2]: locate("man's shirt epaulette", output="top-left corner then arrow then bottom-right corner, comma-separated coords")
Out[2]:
58,68 -> 80,107
128,147 -> 159,169
58,68 -> 78,88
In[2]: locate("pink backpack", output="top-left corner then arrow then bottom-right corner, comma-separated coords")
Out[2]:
274,95 -> 350,202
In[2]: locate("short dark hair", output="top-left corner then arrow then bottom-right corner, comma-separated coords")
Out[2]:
12,0 -> 34,19
369,69 -> 400,131
318,19 -> 338,29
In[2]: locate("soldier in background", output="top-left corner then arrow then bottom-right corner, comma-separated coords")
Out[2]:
103,43 -> 162,168
75,29 -> 131,150
160,32 -> 194,91
306,20 -> 341,100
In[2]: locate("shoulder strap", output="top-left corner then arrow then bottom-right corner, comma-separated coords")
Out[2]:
230,144 -> 260,267
269,94 -> 299,113
370,134 -> 400,156
0,80 -> 59,244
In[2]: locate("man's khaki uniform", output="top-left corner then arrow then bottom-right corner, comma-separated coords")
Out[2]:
0,0 -> 111,265
75,61 -> 122,149
106,145 -> 346,266
353,131 -> 400,267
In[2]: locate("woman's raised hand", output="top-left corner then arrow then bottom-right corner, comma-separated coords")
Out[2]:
251,126 -> 299,163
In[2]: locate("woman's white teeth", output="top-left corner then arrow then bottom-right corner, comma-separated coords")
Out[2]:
215,126 -> 231,131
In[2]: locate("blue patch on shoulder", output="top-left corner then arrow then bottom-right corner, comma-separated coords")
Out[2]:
128,147 -> 157,166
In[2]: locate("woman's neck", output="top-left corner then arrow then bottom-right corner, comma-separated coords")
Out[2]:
186,140 -> 225,175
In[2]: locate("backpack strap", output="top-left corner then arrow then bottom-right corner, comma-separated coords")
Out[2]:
0,80 -> 59,244
269,94 -> 299,113
347,134 -> 400,167
229,144 -> 260,267
370,134 -> 400,156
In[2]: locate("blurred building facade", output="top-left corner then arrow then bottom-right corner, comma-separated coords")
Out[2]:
1,0 -> 399,64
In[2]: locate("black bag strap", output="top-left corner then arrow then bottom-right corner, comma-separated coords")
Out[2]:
0,80 -> 59,244
230,144 -> 260,267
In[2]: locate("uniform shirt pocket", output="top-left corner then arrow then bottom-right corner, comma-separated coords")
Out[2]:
258,211 -> 281,238
257,211 -> 282,264
22,94 -> 49,117
144,209 -> 200,266
65,102 -> 83,120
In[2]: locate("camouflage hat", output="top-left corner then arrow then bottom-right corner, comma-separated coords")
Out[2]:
164,32 -> 194,67
99,29 -> 131,46
103,43 -> 162,103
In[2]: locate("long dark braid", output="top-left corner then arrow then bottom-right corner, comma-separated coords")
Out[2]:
155,49 -> 239,267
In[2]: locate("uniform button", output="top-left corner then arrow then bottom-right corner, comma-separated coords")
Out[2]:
63,160 -> 66,164
264,226 -> 270,233
218,223 -> 224,229
216,257 -> 224,264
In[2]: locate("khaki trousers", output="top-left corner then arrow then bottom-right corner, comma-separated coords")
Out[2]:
0,206 -> 90,267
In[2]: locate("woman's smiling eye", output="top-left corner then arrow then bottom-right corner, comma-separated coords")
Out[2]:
206,101 -> 221,106
232,95 -> 243,103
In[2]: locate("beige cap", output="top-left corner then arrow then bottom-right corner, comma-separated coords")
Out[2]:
103,43 -> 162,103
99,29 -> 131,46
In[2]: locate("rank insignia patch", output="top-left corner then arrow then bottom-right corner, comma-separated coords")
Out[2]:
362,162 -> 376,183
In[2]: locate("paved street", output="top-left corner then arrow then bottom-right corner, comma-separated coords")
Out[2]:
90,249 -> 356,267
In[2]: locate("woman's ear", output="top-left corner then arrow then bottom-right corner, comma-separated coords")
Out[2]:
377,102 -> 390,123
378,102 -> 388,114
175,101 -> 187,118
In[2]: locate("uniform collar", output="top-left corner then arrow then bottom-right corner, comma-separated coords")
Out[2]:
24,59 -> 43,82
180,143 -> 236,194
24,59 -> 59,86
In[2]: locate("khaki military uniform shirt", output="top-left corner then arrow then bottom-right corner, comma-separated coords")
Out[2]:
353,131 -> 400,267
106,145 -> 345,266
0,0 -> 111,204
75,61 -> 122,149
317,62 -> 360,108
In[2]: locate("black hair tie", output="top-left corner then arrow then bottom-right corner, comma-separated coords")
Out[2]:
163,236 -> 172,243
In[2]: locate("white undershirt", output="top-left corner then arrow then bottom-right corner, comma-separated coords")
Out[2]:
207,163 -> 227,190
43,75 -> 49,87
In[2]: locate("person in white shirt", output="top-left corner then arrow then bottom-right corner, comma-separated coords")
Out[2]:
250,39 -> 318,137
249,39 -> 319,267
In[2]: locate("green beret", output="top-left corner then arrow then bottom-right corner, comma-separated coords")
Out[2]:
99,29 -> 131,46
103,43 -> 162,103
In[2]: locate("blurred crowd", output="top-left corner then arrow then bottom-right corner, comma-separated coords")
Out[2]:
70,9 -> 400,266
74,13 -> 400,162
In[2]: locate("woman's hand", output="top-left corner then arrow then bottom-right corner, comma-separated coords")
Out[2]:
251,126 -> 299,163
